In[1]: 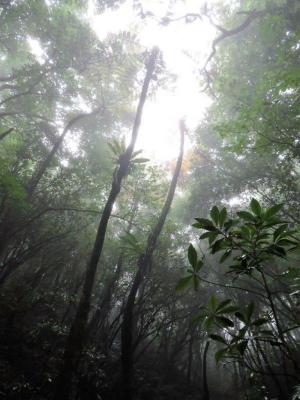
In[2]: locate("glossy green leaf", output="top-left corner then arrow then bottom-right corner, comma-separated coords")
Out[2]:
237,211 -> 256,222
211,238 -> 225,254
273,224 -> 288,241
210,206 -> 219,225
264,204 -> 283,219
194,218 -> 218,231
188,243 -> 197,268
216,299 -> 232,312
219,207 -> 227,227
208,295 -> 217,311
250,198 -> 261,216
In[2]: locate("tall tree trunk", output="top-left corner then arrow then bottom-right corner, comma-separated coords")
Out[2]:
120,121 -> 185,400
87,254 -> 123,339
187,330 -> 194,385
0,110 -> 100,275
88,203 -> 138,341
256,340 -> 284,399
27,110 -> 100,198
202,341 -> 210,400
53,48 -> 158,400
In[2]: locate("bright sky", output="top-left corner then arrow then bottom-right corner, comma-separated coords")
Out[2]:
28,0 -> 217,163
87,0 -> 216,163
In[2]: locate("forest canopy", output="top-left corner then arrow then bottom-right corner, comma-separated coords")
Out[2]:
0,1 -> 299,400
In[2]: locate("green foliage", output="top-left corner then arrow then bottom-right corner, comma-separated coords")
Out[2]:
178,199 -> 300,365
193,200 -> 298,271
1,0 -> 300,398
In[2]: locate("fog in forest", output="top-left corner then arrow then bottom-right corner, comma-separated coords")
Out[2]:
0,1 -> 299,399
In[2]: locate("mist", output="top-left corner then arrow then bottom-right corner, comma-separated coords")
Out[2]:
0,1 -> 299,400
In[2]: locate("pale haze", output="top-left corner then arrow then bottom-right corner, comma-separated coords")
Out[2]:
88,0 -> 216,162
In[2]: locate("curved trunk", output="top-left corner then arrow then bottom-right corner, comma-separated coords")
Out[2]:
54,48 -> 158,400
0,111 -> 101,281
120,123 -> 185,400
27,110 -> 100,197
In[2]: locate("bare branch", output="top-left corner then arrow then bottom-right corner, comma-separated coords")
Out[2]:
201,10 -> 265,95
204,10 -> 264,71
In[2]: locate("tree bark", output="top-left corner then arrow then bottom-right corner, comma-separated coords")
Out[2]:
120,121 -> 185,400
202,341 -> 210,400
187,330 -> 194,385
88,203 -> 138,341
53,47 -> 158,400
87,254 -> 123,339
0,110 -> 101,273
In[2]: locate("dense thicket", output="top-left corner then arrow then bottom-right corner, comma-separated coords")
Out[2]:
0,1 -> 299,400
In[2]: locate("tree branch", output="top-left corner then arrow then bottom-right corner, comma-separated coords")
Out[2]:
201,9 -> 264,95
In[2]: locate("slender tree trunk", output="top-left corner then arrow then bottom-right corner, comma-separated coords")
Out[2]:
120,122 -> 185,400
256,340 -> 284,398
53,48 -> 158,400
202,341 -> 210,400
0,111 -> 101,279
187,331 -> 194,385
87,254 -> 123,338
88,204 -> 138,341
27,109 -> 100,197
